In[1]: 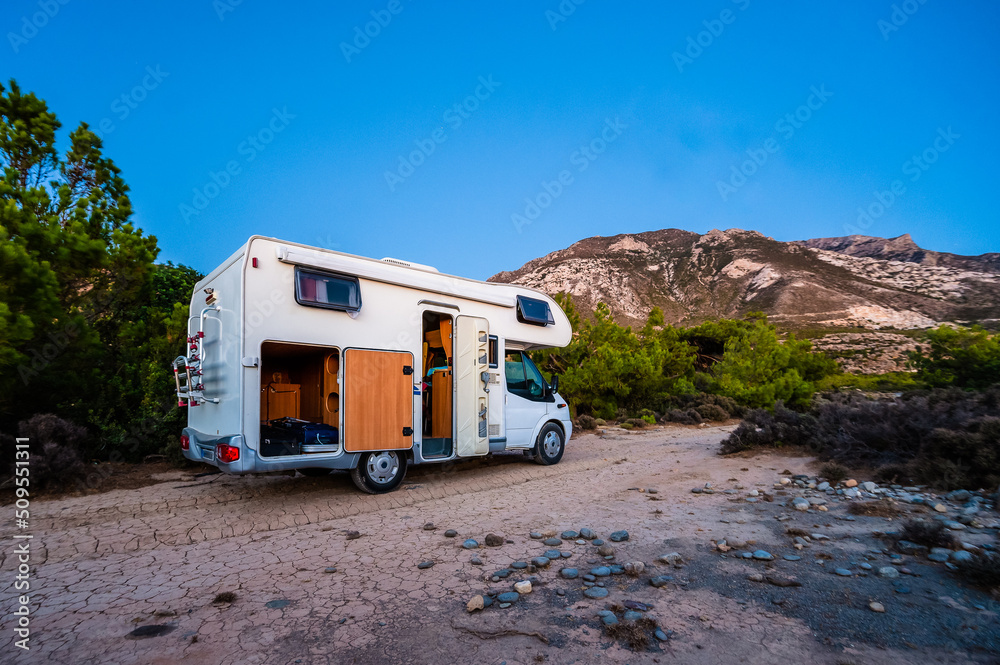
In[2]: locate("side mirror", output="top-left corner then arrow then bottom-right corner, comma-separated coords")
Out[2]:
549,375 -> 559,395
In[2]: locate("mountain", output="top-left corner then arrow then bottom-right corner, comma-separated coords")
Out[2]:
488,229 -> 1000,330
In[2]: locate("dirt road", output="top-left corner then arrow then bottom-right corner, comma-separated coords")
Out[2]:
1,425 -> 997,664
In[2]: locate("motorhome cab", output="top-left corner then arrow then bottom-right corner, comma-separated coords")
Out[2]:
173,236 -> 573,493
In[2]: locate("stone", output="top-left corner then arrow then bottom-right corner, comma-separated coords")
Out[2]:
561,551 -> 573,558
498,603 -> 511,609
609,564 -> 625,574
817,482 -> 830,491
444,529 -> 458,538
927,548 -> 950,563
747,573 -> 765,582
869,601 -> 886,613
658,552 -> 684,568
947,489 -> 972,503
560,530 -> 579,539
555,589 -> 565,597
513,581 -> 532,594
543,537 -> 562,547
583,587 -> 609,599
844,488 -> 861,499
543,549 -> 561,559
783,555 -> 801,561
649,575 -> 673,588
592,539 -> 605,546
896,540 -> 928,555
484,533 -> 504,547
529,531 -> 543,540
933,503 -> 948,513
609,530 -> 630,542
944,521 -> 966,531
582,574 -> 596,582
752,550 -> 774,561
834,568 -> 852,577
417,561 -> 435,569
470,557 -> 483,566
601,614 -> 618,626
623,610 -> 643,621
860,562 -> 873,570
779,478 -> 791,485
462,539 -> 479,549
655,628 -> 670,642
691,488 -> 703,494
647,488 -> 659,494
579,528 -> 595,540
497,592 -> 519,603
844,479 -> 858,488
861,482 -> 878,493
724,536 -> 747,549
560,568 -> 579,579
878,566 -> 900,578
624,600 -> 651,611
531,557 -> 551,568
345,531 -> 362,540
493,569 -> 511,579
808,497 -> 827,506
590,566 -> 611,577
466,595 -> 485,612
597,545 -> 615,557
423,522 -> 436,531
950,550 -> 973,563
324,567 -> 337,573
792,497 -> 810,511
623,561 -> 645,576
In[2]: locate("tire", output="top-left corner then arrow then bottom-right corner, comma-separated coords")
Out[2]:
532,423 -> 565,465
298,468 -> 331,477
350,451 -> 408,494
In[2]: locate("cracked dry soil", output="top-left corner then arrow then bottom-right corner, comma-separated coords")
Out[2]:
1,425 -> 997,665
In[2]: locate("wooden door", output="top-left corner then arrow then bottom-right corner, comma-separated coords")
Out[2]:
343,349 -> 414,452
455,316 -> 490,456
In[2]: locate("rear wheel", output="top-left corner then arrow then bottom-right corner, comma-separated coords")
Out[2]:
533,423 -> 565,465
351,451 -> 408,493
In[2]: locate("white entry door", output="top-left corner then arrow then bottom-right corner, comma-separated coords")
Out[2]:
454,316 -> 490,457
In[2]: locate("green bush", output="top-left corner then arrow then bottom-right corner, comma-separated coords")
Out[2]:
911,326 -> 1000,390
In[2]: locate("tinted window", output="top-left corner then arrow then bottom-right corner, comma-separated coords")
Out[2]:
516,295 -> 554,326
295,268 -> 361,313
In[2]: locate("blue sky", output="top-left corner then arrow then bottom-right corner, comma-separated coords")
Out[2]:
4,0 -> 998,280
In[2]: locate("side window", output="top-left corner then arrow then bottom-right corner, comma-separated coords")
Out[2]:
505,350 -> 548,401
295,267 -> 362,313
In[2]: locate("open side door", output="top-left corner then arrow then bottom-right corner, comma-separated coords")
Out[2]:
343,349 -> 414,452
455,316 -> 490,456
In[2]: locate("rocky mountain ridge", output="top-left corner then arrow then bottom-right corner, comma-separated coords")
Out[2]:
489,229 -> 1000,331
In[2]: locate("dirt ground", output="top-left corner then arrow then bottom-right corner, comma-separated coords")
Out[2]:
1,425 -> 998,665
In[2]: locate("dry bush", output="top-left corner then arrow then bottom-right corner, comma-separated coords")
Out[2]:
1,414 -> 89,491
848,500 -> 901,518
954,551 -> 1000,589
899,520 -> 958,549
576,415 -> 597,430
820,462 -> 849,483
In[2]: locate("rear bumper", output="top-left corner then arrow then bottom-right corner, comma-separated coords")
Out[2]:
182,427 -> 360,474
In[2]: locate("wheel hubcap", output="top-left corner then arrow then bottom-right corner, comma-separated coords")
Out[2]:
542,431 -> 561,457
366,452 -> 400,484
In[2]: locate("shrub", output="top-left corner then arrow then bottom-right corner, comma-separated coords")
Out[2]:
954,551 -> 1000,590
665,409 -> 703,425
720,387 -> 1000,490
820,462 -> 849,483
641,414 -> 656,425
623,418 -> 648,429
899,520 -> 957,550
696,404 -> 730,422
619,422 -> 635,430
576,415 -> 597,430
1,414 -> 89,491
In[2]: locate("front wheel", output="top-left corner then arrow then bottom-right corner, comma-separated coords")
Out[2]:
533,423 -> 565,465
351,450 -> 408,493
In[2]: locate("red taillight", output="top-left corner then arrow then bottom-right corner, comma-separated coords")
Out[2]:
216,444 -> 240,464
180,435 -> 190,450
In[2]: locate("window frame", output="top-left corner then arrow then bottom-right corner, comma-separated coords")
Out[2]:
515,295 -> 554,327
488,335 -> 499,368
293,267 -> 362,314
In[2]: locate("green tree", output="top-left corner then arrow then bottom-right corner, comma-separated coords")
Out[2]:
0,80 -> 200,460
911,325 -> 1000,390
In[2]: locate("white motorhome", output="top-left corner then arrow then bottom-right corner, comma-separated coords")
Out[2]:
173,236 -> 573,493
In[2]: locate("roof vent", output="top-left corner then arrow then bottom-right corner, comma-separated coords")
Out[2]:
380,257 -> 439,273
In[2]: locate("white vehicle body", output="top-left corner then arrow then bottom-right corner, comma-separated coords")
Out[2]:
175,236 -> 573,492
